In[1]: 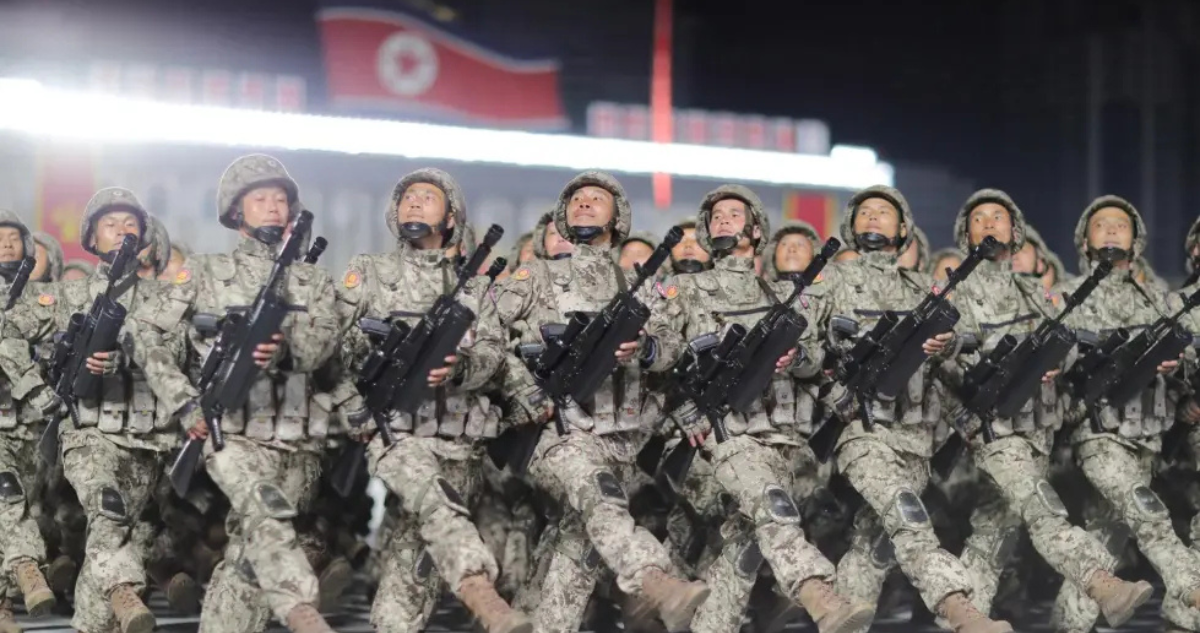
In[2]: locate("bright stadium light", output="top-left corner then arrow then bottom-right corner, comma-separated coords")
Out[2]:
0,79 -> 893,189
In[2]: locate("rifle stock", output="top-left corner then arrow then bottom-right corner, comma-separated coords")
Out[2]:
4,257 -> 35,311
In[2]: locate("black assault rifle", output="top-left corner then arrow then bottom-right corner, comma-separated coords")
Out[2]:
489,226 -> 682,475
328,225 -> 507,498
38,234 -> 139,466
169,211 -> 315,496
650,238 -> 839,496
4,256 -> 35,311
807,236 -> 998,463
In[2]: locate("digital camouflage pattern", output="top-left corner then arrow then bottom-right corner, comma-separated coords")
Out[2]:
1022,224 -> 1070,284
30,232 -> 64,282
62,260 -> 96,279
760,220 -> 820,281
144,216 -> 173,277
812,186 -> 978,614
79,188 -> 150,257
925,247 -> 965,278
131,154 -> 338,627
910,225 -> 930,271
949,189 -> 1118,617
1053,196 -> 1200,631
551,171 -> 632,248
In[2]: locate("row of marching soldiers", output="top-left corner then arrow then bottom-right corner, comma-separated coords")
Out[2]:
0,152 -> 1195,633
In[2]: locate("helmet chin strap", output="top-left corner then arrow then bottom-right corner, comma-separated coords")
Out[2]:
571,225 -> 604,243
673,258 -> 705,274
855,231 -> 898,252
1090,246 -> 1130,265
0,260 -> 19,282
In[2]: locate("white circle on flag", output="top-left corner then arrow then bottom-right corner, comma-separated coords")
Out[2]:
376,32 -> 439,97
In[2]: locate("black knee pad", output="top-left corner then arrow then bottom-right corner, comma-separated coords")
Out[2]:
594,471 -> 627,507
0,471 -> 23,504
734,541 -> 764,580
870,529 -> 895,569
763,484 -> 801,525
892,489 -> 930,528
1130,485 -> 1168,521
252,482 -> 296,520
99,486 -> 128,523
414,549 -> 435,581
580,543 -> 602,573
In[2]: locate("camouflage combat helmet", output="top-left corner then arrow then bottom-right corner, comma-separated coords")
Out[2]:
910,225 -> 930,270
1074,195 -> 1147,271
926,246 -> 966,277
953,188 -> 1028,254
762,220 -> 820,280
30,231 -> 64,281
80,187 -> 151,256
532,211 -> 555,259
553,171 -> 632,248
695,184 -> 770,256
0,210 -> 36,263
621,231 -> 658,251
676,216 -> 698,231
1022,225 -> 1068,282
839,185 -> 915,255
217,154 -> 301,230
508,230 -> 534,272
457,221 -> 478,260
62,260 -> 96,279
387,168 -> 469,249
144,216 -> 173,276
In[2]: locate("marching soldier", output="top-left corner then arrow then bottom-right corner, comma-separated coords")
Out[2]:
30,232 -> 64,283
761,220 -> 821,282
667,216 -> 711,275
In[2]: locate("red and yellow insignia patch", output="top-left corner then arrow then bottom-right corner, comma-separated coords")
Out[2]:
814,272 -> 824,283
36,294 -> 54,306
174,269 -> 191,285
1049,292 -> 1061,307
665,285 -> 679,299
343,270 -> 361,289
512,267 -> 531,281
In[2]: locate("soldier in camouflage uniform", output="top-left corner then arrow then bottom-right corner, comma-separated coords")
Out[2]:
619,232 -> 659,273
30,232 -> 64,283
761,220 -> 820,283
1051,196 -> 1200,633
653,186 -> 871,633
62,260 -> 95,282
0,188 -> 174,633
1135,255 -> 1169,293
1021,226 -> 1070,291
533,211 -> 573,261
130,154 -> 340,633
667,216 -> 711,275
334,167 -> 531,633
947,190 -> 1151,627
926,247 -> 964,282
1174,215 -> 1200,553
806,186 -> 1012,633
0,211 -> 58,631
158,239 -> 191,282
898,225 -> 929,272
494,171 -> 708,633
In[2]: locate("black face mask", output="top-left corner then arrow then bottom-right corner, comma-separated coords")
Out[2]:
673,258 -> 705,274
778,271 -> 805,283
550,253 -> 572,261
1091,246 -> 1130,265
571,225 -> 604,243
709,236 -> 738,253
855,232 -> 894,252
0,261 -> 20,283
250,225 -> 286,246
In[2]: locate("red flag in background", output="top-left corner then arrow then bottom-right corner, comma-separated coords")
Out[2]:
650,0 -> 673,209
783,192 -> 839,240
317,6 -> 567,129
36,144 -> 98,263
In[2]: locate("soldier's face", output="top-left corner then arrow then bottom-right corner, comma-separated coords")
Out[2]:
1087,207 -> 1134,254
709,198 -> 760,249
774,233 -> 814,274
897,239 -> 920,270
931,254 -> 962,282
671,227 -> 709,264
566,186 -> 614,233
1011,242 -> 1040,274
618,241 -> 654,271
0,228 -> 23,263
31,243 -> 49,280
398,183 -> 451,229
92,209 -> 141,254
853,197 -> 902,243
968,203 -> 1013,248
240,186 -> 291,230
543,221 -> 574,257
518,238 -> 536,263
62,267 -> 88,281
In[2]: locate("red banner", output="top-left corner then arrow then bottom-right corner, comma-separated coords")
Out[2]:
783,192 -> 837,239
36,144 -> 98,264
317,7 -> 567,129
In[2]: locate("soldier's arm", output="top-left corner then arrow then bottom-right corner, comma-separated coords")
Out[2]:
129,270 -> 200,416
490,271 -> 548,421
281,268 -> 339,373
452,281 -> 506,392
642,277 -> 686,372
0,288 -> 63,401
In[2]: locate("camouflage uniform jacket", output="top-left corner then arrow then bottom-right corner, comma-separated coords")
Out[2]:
654,255 -> 822,443
130,236 -> 339,451
495,242 -> 672,435
1,265 -> 178,450
336,242 -> 505,439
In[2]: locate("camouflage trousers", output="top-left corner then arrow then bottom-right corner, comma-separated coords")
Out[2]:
198,435 -> 321,632
1187,424 -> 1200,547
60,429 -> 166,632
685,435 -> 834,633
475,467 -> 538,600
833,437 -> 973,612
0,434 -> 46,600
526,429 -> 674,633
367,434 -> 498,633
1053,435 -> 1200,632
960,435 -> 1115,617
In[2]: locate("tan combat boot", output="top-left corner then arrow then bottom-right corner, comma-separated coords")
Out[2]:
284,603 -> 336,633
620,590 -> 664,633
12,560 -> 53,617
318,556 -> 354,611
0,598 -> 21,633
937,592 -> 1013,633
794,578 -> 874,633
639,567 -> 710,633
110,583 -> 154,633
165,571 -> 202,614
45,554 -> 77,595
1084,569 -> 1153,627
458,573 -> 533,633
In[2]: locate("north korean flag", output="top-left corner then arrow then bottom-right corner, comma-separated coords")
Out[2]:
317,5 -> 567,130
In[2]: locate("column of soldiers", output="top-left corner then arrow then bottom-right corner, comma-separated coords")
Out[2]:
0,151 -> 1199,633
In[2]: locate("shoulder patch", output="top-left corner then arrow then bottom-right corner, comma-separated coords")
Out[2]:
343,269 -> 361,289
174,269 -> 191,285
37,293 -> 54,306
656,282 -> 677,299
512,267 -> 531,281
813,272 -> 824,283
1048,291 -> 1061,307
